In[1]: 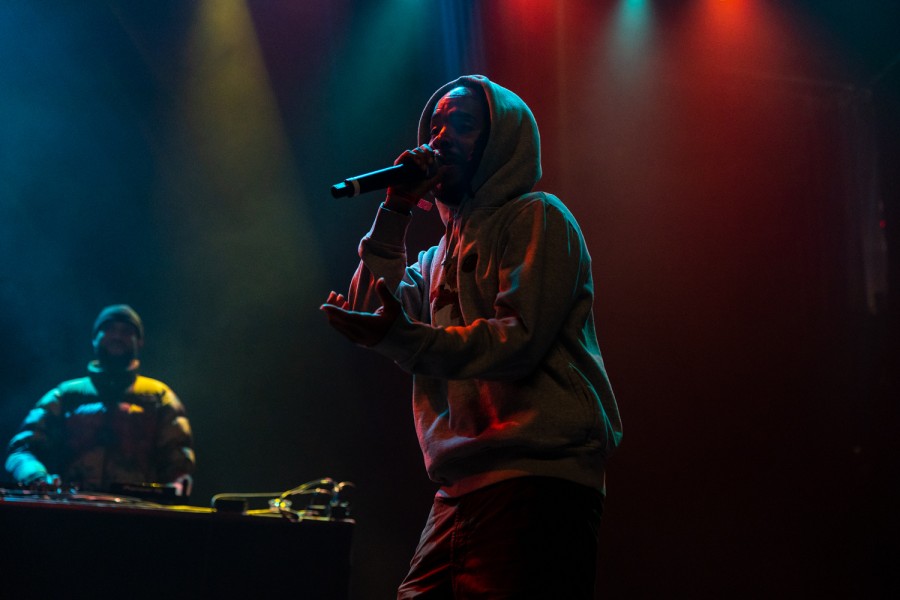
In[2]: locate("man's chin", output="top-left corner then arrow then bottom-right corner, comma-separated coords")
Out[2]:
97,351 -> 136,371
433,180 -> 468,206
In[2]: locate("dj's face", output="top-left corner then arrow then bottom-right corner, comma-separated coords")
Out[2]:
93,321 -> 142,362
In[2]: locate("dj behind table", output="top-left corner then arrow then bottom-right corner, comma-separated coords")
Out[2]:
0,478 -> 354,599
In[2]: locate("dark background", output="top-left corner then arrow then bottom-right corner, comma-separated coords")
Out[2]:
1,1 -> 897,598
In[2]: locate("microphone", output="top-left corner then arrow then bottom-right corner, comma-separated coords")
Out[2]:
330,160 -> 434,199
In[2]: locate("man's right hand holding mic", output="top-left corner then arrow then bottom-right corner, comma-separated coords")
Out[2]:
384,144 -> 446,214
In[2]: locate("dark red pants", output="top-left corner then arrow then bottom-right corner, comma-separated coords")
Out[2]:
397,476 -> 604,599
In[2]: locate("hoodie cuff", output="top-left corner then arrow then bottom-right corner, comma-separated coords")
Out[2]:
362,203 -> 413,253
10,458 -> 48,485
371,202 -> 412,233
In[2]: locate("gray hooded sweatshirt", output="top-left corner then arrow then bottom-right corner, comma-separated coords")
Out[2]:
348,75 -> 622,496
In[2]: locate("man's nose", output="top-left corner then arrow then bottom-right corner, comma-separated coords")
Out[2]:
431,128 -> 452,151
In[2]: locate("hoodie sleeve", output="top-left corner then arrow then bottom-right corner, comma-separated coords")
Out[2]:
347,203 -> 432,322
374,195 -> 590,380
5,390 -> 61,484
154,388 -> 196,483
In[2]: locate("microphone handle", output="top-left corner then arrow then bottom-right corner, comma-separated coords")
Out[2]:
330,163 -> 423,199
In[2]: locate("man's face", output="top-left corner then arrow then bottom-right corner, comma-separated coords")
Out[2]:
93,320 -> 142,365
429,86 -> 489,204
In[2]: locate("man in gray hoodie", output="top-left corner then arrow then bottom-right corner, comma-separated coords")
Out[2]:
322,75 -> 622,599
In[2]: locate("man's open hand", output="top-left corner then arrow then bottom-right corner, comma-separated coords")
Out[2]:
320,278 -> 402,347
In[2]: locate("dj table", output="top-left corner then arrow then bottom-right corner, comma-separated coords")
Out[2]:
0,492 -> 354,599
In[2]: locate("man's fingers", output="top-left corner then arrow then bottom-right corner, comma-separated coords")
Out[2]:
324,291 -> 350,309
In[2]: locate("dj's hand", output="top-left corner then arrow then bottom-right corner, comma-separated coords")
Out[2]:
23,472 -> 62,493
